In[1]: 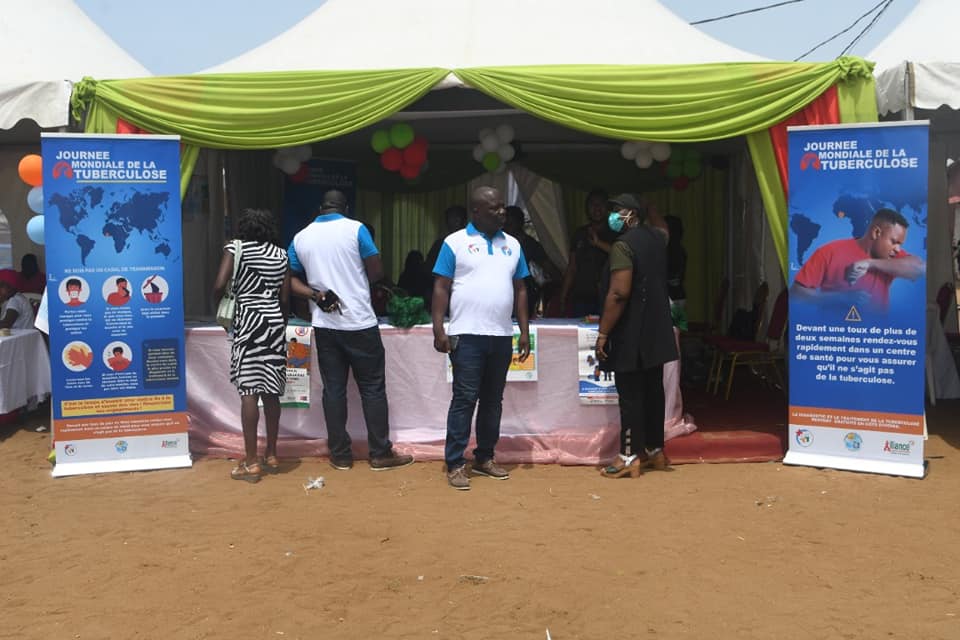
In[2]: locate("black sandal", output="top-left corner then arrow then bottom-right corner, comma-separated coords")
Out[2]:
231,460 -> 262,483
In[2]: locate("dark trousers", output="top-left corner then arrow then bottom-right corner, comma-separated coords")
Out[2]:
314,326 -> 392,459
445,334 -> 513,469
613,364 -> 665,456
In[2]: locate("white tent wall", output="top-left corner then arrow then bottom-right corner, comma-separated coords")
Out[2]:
204,0 -> 765,76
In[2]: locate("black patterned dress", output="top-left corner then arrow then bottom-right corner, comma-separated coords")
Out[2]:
226,240 -> 288,396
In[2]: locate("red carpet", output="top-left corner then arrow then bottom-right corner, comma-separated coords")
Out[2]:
665,376 -> 787,464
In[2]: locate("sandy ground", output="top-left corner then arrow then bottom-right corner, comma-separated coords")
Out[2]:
2,403 -> 959,640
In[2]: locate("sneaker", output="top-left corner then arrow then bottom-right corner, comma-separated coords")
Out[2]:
447,465 -> 470,490
329,457 -> 353,471
369,450 -> 414,471
471,459 -> 510,480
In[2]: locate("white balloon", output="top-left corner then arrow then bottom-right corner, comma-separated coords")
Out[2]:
634,140 -> 652,151
295,145 -> 312,162
495,124 -> 515,144
481,134 -> 500,153
478,128 -> 494,142
620,141 -> 638,160
494,161 -> 507,174
472,144 -> 486,163
635,151 -> 654,169
497,144 -> 515,162
650,142 -> 672,162
280,156 -> 301,175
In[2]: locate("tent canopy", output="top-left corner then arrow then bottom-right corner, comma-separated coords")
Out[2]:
0,0 -> 149,129
204,0 -> 766,80
868,0 -> 960,115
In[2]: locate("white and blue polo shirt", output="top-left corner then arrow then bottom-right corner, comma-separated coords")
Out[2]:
289,213 -> 379,331
433,222 -> 529,336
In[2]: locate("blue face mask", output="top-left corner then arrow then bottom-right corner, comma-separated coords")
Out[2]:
608,211 -> 625,233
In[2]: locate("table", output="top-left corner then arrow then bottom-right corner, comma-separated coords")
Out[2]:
0,329 -> 52,414
185,322 -> 695,464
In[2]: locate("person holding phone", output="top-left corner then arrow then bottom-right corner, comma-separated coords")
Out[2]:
432,186 -> 531,491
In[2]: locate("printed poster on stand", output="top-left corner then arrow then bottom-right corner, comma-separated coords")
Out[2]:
445,325 -> 537,382
784,122 -> 928,478
578,325 -> 617,405
42,133 -> 190,477
282,323 -> 312,408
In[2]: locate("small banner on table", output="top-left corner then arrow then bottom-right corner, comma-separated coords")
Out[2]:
783,122 -> 928,478
282,324 -> 312,408
43,133 -> 190,477
578,325 -> 617,405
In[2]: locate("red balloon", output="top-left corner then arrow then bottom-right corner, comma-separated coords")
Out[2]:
402,143 -> 427,168
672,176 -> 690,191
289,163 -> 310,183
399,163 -> 420,180
381,148 -> 403,172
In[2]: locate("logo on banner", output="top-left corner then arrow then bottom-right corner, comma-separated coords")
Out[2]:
52,160 -> 75,180
115,440 -> 129,454
800,152 -> 822,171
160,439 -> 179,449
795,429 -> 814,447
843,432 -> 863,452
64,444 -> 77,456
883,439 -> 914,456
293,326 -> 310,338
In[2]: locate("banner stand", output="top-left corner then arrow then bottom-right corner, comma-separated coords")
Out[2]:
783,451 -> 926,478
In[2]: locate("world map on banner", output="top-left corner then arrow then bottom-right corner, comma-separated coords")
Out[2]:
790,194 -> 926,265
48,186 -> 174,266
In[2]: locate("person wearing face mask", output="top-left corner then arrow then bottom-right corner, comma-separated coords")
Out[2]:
790,208 -> 924,313
595,194 -> 677,478
65,278 -> 84,307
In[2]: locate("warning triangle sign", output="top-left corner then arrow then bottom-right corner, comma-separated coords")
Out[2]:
845,305 -> 862,322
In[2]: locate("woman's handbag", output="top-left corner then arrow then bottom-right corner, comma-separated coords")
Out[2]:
216,240 -> 242,330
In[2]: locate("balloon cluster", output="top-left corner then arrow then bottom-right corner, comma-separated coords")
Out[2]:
472,125 -> 515,174
660,147 -> 702,191
371,123 -> 429,181
18,155 -> 45,245
272,145 -> 312,183
620,141 -> 703,191
620,140 -> 672,169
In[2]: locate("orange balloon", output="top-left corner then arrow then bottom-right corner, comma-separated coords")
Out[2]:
18,154 -> 43,187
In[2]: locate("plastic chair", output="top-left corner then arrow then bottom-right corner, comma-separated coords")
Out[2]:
706,287 -> 788,400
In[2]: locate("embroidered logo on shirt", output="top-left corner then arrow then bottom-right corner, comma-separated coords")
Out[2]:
501,246 -> 513,256
467,243 -> 482,254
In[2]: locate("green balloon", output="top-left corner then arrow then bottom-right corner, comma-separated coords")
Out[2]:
389,123 -> 415,149
666,162 -> 683,179
684,159 -> 702,178
371,130 -> 391,153
482,152 -> 501,172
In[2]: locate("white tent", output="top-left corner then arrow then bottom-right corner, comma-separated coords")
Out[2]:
868,0 -> 959,116
0,0 -> 149,129
205,0 -> 766,78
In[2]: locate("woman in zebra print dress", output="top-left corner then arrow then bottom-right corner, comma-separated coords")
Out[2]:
212,208 -> 290,483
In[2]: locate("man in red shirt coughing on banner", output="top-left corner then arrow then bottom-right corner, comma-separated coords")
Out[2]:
791,208 -> 925,313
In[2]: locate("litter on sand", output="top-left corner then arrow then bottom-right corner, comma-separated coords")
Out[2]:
303,477 -> 325,492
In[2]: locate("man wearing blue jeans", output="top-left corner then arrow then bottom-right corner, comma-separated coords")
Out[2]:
288,190 -> 413,472
431,186 -> 531,490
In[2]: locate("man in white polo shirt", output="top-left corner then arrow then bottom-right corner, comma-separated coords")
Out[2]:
432,186 -> 531,490
289,190 -> 413,472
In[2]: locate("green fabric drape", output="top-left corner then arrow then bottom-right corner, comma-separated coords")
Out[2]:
72,68 -> 450,196
454,57 -> 874,142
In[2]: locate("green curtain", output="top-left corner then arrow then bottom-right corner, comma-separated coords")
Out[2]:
357,186 -> 468,280
455,57 -> 874,142
72,68 -> 449,196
